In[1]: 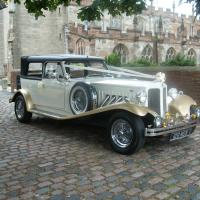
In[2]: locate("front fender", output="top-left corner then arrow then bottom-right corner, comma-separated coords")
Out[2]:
168,95 -> 196,117
9,89 -> 33,111
113,102 -> 157,117
80,102 -> 157,118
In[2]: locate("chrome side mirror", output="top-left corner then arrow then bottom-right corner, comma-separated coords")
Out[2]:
65,73 -> 70,80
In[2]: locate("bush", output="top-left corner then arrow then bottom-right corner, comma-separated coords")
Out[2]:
124,58 -> 156,67
161,53 -> 196,66
105,53 -> 121,66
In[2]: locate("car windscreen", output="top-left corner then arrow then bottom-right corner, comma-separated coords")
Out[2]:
64,60 -> 108,78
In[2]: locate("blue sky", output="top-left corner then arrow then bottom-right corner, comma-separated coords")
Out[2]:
148,0 -> 193,16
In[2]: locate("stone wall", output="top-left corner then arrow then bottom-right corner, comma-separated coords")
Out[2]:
5,2 -> 200,72
0,8 -> 9,76
65,4 -> 200,64
67,22 -> 200,65
0,11 -> 5,75
10,4 -> 67,69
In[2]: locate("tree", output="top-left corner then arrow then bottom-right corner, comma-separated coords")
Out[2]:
1,0 -> 146,21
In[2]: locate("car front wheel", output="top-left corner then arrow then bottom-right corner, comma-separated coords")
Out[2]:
15,95 -> 32,123
108,112 -> 145,155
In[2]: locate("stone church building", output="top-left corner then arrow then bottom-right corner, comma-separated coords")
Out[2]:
0,7 -> 8,76
1,0 -> 200,76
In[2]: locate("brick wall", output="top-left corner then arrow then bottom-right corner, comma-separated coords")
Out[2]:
132,67 -> 200,104
165,71 -> 200,104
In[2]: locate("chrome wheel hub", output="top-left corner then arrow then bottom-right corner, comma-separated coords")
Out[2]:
111,119 -> 134,148
71,88 -> 88,114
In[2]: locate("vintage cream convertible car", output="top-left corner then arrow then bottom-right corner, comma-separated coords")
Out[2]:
10,54 -> 200,154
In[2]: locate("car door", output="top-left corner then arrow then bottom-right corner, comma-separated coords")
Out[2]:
36,62 -> 66,111
63,60 -> 87,111
21,62 -> 43,106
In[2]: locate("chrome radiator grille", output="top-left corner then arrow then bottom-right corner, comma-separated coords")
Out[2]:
148,87 -> 167,116
163,87 -> 167,114
148,89 -> 160,114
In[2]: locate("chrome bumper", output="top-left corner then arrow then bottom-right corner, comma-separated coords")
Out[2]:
145,120 -> 199,137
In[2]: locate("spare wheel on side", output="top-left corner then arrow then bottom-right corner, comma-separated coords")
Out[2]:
69,82 -> 98,115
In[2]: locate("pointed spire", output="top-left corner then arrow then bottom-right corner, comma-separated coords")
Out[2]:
173,0 -> 175,14
180,18 -> 185,32
133,15 -> 138,25
192,4 -> 195,17
149,0 -> 153,14
150,0 -> 153,7
158,16 -> 163,32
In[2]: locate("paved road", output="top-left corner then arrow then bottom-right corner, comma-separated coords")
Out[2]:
1,90 -> 200,200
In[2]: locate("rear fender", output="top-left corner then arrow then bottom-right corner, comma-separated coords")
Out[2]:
9,89 -> 33,111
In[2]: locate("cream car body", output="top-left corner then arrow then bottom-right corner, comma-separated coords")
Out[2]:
10,54 -> 200,154
20,79 -> 165,116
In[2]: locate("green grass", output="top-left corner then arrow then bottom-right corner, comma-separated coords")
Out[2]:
124,58 -> 157,67
161,53 -> 196,67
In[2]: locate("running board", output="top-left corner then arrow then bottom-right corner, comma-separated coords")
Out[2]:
29,108 -> 68,120
29,102 -> 155,121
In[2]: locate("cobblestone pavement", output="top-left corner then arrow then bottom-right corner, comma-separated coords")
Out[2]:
1,90 -> 200,200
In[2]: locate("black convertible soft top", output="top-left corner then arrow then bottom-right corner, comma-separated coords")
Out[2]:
21,54 -> 104,75
22,54 -> 104,62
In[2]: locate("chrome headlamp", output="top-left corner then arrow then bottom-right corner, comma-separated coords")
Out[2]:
154,116 -> 162,128
168,88 -> 178,100
136,91 -> 147,103
190,105 -> 200,118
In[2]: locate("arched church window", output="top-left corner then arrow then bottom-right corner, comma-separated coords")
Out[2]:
187,48 -> 196,61
166,47 -> 176,60
141,44 -> 153,61
113,44 -> 128,64
76,38 -> 85,55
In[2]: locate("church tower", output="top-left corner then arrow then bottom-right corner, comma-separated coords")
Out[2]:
0,6 -> 8,76
8,1 -> 67,69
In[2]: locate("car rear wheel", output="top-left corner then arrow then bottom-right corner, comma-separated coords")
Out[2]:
69,82 -> 97,115
15,95 -> 32,123
108,112 -> 145,155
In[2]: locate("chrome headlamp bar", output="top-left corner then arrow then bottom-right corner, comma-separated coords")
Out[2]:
64,64 -> 156,80
190,105 -> 200,118
136,91 -> 147,103
154,116 -> 163,128
168,88 -> 178,99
